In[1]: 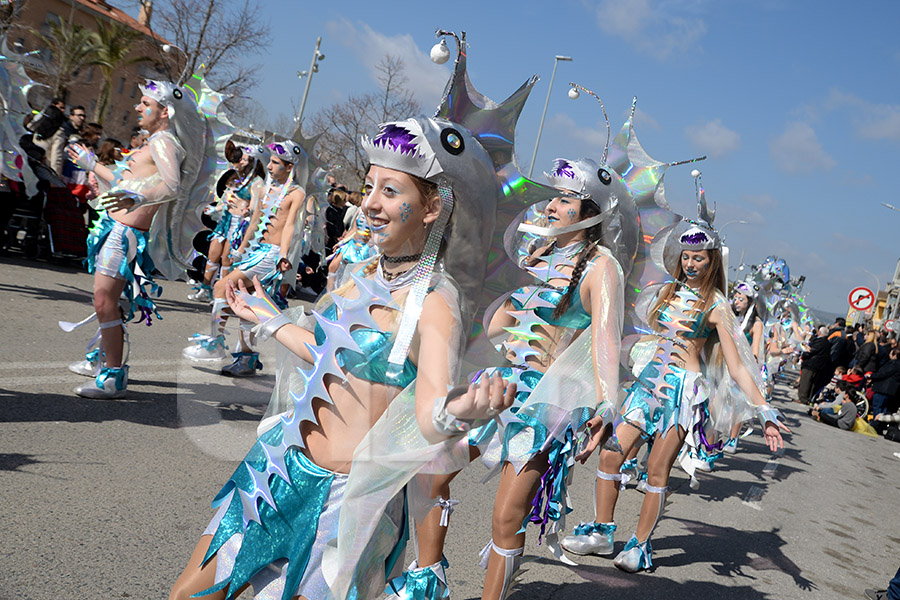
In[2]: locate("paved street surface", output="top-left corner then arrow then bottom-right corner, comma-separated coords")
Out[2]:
1,255 -> 898,600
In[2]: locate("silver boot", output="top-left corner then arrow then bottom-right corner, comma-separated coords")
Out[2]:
221,352 -> 262,377
613,535 -> 652,573
75,366 -> 128,399
385,557 -> 450,599
182,334 -> 229,361
69,348 -> 102,377
560,521 -> 616,556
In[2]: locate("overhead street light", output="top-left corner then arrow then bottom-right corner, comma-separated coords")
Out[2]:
528,55 -> 572,178
296,37 -> 324,127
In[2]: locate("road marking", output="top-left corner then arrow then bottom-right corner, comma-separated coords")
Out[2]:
0,359 -> 186,370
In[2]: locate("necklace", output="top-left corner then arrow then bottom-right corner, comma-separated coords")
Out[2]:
375,257 -> 419,290
379,255 -> 415,282
382,252 -> 422,264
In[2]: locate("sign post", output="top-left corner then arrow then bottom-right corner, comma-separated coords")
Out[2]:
849,287 -> 875,312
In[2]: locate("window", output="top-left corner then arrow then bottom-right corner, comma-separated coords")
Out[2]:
117,77 -> 126,94
86,66 -> 93,83
89,100 -> 96,113
130,83 -> 137,98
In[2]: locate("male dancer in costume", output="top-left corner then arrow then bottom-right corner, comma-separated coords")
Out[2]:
66,82 -> 186,398
64,75 -> 228,398
182,140 -> 307,377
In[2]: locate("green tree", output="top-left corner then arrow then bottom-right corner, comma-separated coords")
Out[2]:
91,19 -> 151,124
30,20 -> 99,99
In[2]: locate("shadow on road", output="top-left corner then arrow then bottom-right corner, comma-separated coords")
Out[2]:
0,379 -> 267,428
496,515 -> 815,599
502,565 -> 780,599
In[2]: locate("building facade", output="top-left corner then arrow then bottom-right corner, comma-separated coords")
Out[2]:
11,0 -> 179,141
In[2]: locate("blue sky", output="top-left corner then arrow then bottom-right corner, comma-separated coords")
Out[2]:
142,0 -> 900,313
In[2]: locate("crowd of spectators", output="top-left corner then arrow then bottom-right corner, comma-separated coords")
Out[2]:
798,318 -> 900,437
1,98 -> 132,259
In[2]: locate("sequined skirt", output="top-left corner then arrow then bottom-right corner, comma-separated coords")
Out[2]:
232,243 -> 280,278
620,363 -> 710,439
200,422 -> 407,600
85,213 -> 160,324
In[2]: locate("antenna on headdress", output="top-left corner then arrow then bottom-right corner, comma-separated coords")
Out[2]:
568,82 -> 611,163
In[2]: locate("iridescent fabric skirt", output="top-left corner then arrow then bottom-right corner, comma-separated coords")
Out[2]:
86,213 -> 160,324
232,243 -> 280,279
200,422 -> 407,599
620,363 -> 710,439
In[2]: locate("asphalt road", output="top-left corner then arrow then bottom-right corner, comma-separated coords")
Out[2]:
1,255 -> 898,600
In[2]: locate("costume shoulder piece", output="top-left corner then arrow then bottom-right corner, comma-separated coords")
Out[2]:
136,71 -> 235,280
0,37 -> 43,196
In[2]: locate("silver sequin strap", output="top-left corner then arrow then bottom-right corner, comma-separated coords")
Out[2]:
386,178 -> 455,380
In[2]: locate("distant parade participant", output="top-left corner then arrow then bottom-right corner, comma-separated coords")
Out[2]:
561,175 -> 789,573
188,143 -> 269,303
65,78 -> 223,398
181,139 -> 309,377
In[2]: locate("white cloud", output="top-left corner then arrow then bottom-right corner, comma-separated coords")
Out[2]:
823,88 -> 900,142
685,118 -> 740,158
326,19 -> 449,107
549,113 -> 611,151
594,0 -> 708,59
769,122 -> 836,174
632,106 -> 660,131
740,192 -> 778,209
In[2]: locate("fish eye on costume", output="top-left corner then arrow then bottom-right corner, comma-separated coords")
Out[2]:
597,168 -> 612,185
440,127 -> 465,155
173,88 -> 183,100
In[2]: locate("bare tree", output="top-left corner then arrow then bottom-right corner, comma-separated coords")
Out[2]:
309,55 -> 420,186
150,0 -> 270,118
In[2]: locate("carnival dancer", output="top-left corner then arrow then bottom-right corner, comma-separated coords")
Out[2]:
385,83 -> 639,600
189,143 -> 268,302
560,172 -> 790,573
169,30 -> 566,600
181,139 -> 309,376
169,104 -> 529,600
722,278 -> 767,453
326,189 -> 376,290
64,77 -> 224,398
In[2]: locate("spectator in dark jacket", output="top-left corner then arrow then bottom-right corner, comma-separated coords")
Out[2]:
853,330 -> 879,373
868,348 -> 900,416
798,326 -> 833,404
829,328 -> 854,370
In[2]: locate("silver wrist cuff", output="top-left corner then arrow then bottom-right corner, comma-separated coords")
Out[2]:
431,386 -> 484,436
126,193 -> 148,212
756,404 -> 782,429
255,313 -> 291,343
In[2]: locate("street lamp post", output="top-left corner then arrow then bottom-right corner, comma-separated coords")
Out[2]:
161,43 -> 189,85
528,55 -> 572,178
296,37 -> 324,126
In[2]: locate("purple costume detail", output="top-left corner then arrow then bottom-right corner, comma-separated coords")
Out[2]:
680,231 -> 709,245
551,159 -> 576,179
373,124 -> 419,155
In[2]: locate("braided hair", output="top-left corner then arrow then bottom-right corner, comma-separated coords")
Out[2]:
551,201 -> 603,320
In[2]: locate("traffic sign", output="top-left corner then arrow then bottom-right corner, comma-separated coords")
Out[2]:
848,287 -> 875,311
886,319 -> 898,333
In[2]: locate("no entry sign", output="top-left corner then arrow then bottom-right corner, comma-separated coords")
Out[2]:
885,319 -> 898,333
848,286 -> 875,311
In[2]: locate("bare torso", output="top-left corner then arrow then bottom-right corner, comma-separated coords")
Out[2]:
109,143 -> 162,230
296,291 -> 419,473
